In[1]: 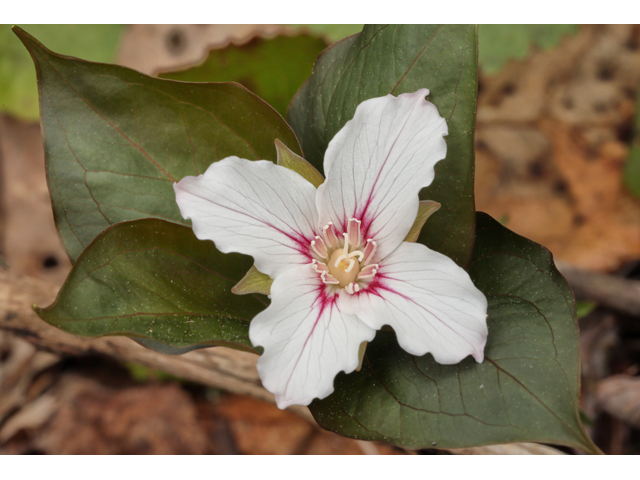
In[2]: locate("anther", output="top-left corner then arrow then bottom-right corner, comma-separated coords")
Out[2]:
358,264 -> 379,279
345,282 -> 361,295
311,260 -> 329,274
321,273 -> 340,285
347,218 -> 362,249
322,222 -> 339,248
362,239 -> 377,264
310,236 -> 327,259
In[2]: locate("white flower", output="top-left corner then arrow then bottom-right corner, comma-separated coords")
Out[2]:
174,89 -> 488,409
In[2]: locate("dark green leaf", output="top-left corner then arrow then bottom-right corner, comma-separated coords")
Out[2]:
14,26 -> 302,262
132,337 -> 216,355
309,212 -> 598,454
35,219 -> 267,354
160,35 -> 327,118
288,25 -> 478,267
479,25 -> 579,74
0,24 -> 125,121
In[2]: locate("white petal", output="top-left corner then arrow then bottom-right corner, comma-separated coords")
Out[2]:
174,157 -> 318,278
340,242 -> 488,364
250,265 -> 376,409
316,89 -> 448,260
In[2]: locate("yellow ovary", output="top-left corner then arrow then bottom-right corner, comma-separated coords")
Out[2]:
328,248 -> 360,288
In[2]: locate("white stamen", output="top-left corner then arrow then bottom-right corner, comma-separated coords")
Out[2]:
312,223 -> 372,293
333,252 -> 360,273
333,253 -> 356,273
334,253 -> 348,268
345,282 -> 361,295
344,258 -> 356,273
347,250 -> 364,262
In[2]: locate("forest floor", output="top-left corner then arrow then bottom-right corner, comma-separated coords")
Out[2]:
1,24 -> 640,454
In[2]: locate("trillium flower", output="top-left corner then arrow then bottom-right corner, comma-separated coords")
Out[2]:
174,89 -> 488,409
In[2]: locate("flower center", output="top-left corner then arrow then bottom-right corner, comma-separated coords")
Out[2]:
328,248 -> 361,287
310,218 -> 379,295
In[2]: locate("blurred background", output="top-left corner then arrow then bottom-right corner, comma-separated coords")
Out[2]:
1,24 -> 639,454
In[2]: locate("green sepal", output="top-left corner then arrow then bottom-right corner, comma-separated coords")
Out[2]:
404,200 -> 441,243
232,265 -> 274,296
275,139 -> 325,188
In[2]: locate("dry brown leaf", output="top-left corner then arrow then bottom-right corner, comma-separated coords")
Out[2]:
0,116 -> 71,285
37,375 -> 209,454
475,25 -> 640,272
212,394 -> 315,455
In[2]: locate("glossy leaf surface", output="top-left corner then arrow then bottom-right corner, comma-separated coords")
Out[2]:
288,25 -> 478,267
36,219 -> 266,353
15,26 -> 302,261
309,213 -> 597,453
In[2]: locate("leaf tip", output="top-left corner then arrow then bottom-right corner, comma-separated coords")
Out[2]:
11,25 -> 45,58
12,25 -> 31,45
32,303 -> 51,322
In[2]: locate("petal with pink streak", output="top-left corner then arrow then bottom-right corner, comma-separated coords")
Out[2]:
250,265 -> 376,409
174,157 -> 318,279
339,242 -> 488,364
316,89 -> 448,260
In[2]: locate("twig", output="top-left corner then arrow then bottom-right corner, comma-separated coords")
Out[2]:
0,269 -> 308,416
555,260 -> 640,317
0,268 -> 565,454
